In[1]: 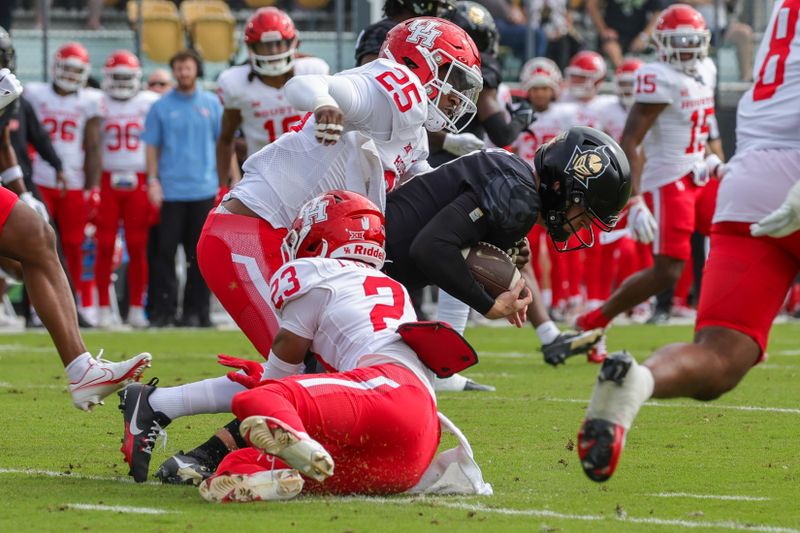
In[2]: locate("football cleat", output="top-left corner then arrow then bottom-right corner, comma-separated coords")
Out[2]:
578,351 -> 651,482
199,469 -> 304,503
155,450 -> 213,486
541,329 -> 604,366
239,416 -> 334,482
127,306 -> 149,329
586,334 -> 607,364
69,351 -> 151,411
118,378 -> 171,482
434,373 -> 496,392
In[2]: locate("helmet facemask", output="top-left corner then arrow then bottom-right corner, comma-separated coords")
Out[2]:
616,74 -> 636,108
54,58 -> 89,92
249,36 -> 297,76
102,68 -> 141,99
655,30 -> 709,74
417,46 -> 481,133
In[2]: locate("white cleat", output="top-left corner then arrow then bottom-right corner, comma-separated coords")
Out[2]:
70,352 -> 152,411
239,416 -> 334,482
96,307 -> 116,329
199,469 -> 304,503
127,306 -> 149,329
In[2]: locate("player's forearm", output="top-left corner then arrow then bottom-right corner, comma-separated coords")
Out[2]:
519,264 -> 550,326
215,140 -> 234,189
84,145 -> 101,189
146,144 -> 159,180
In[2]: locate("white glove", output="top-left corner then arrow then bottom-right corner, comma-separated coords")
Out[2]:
0,68 -> 23,112
628,199 -> 657,244
20,192 -> 50,223
750,181 -> 800,238
442,132 -> 485,156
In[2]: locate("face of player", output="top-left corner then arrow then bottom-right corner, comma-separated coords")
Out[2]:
252,40 -> 291,58
563,205 -> 593,234
55,64 -> 85,94
172,58 -> 198,92
568,74 -> 596,102
527,86 -> 553,112
433,62 -> 481,121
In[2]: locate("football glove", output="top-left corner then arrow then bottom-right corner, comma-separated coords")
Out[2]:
751,180 -> 800,238
443,132 -> 485,156
628,198 -> 657,244
0,68 -> 22,113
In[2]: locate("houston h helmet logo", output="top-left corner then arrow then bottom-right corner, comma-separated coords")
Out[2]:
300,198 -> 329,226
406,20 -> 442,49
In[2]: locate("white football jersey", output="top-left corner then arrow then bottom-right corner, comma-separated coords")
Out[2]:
511,103 -> 574,167
635,58 -> 717,192
736,0 -> 800,153
231,58 -> 429,229
25,83 -> 104,190
216,57 -> 331,157
272,257 -> 434,396
589,95 -> 628,142
101,90 -> 159,172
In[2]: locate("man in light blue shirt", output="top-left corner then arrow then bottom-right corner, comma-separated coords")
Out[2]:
143,49 -> 222,327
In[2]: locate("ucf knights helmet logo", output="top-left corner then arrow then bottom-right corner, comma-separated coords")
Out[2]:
565,144 -> 612,184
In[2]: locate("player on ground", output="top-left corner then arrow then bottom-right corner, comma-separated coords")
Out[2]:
185,191 -> 490,501
121,126 -> 631,484
574,4 -> 724,341
215,7 -> 330,191
198,17 -> 483,360
25,42 -> 104,307
0,70 -> 151,410
576,0 -> 800,482
95,50 -> 159,329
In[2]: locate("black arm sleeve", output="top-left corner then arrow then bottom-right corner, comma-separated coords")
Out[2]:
482,111 -> 527,148
23,98 -> 62,172
408,190 -> 496,315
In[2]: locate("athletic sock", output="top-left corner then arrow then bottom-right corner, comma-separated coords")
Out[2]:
580,306 -> 612,330
586,359 -> 654,430
536,320 -> 561,345
436,291 -> 470,334
149,375 -> 247,420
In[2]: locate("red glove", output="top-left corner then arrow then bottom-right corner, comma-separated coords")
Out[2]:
217,354 -> 265,389
214,186 -> 230,206
85,186 -> 101,222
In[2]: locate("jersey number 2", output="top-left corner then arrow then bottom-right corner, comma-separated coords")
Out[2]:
753,0 -> 799,102
363,276 -> 405,332
376,68 -> 422,113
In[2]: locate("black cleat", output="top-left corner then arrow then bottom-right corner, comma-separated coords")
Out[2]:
118,378 -> 171,482
155,450 -> 213,486
541,329 -> 604,366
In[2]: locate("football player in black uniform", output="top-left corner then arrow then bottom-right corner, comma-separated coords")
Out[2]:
137,126 -> 631,485
354,0 -> 455,66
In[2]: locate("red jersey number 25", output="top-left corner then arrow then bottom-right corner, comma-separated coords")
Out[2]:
376,67 -> 422,113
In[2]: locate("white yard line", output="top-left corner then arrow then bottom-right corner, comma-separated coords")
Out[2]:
65,503 -> 175,515
0,468 -> 159,485
543,398 -> 800,415
650,492 -> 770,502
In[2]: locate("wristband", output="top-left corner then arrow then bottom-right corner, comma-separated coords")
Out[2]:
0,164 -> 23,184
312,94 -> 339,111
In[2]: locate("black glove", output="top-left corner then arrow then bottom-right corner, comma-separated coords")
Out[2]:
541,329 -> 603,366
507,237 -> 530,269
507,100 -> 536,133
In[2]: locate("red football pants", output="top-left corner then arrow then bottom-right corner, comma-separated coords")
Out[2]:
94,172 -> 151,307
226,363 -> 440,495
197,210 -> 287,356
38,186 -> 87,292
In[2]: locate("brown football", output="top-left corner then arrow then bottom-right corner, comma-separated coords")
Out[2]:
461,242 -> 521,298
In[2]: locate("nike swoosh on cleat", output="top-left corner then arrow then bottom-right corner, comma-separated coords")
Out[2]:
128,391 -> 146,436
173,457 -> 195,469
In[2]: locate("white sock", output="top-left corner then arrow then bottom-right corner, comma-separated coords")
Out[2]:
65,352 -> 93,382
149,374 -> 247,420
434,373 -> 468,392
436,291 -> 470,334
536,320 -> 561,344
587,360 -> 654,430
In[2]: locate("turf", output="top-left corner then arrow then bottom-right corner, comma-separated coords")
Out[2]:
0,324 -> 799,532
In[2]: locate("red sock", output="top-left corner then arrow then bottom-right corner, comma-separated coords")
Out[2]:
578,306 -> 611,330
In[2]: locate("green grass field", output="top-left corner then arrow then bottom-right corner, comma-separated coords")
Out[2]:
1,324 -> 799,532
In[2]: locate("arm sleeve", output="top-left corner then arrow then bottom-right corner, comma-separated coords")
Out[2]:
409,190 -> 496,314
284,74 -> 392,140
278,286 -> 330,340
482,111 -> 529,148
23,98 -> 62,172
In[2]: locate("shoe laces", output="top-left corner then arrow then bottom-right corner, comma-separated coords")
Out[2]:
143,421 -> 168,454
94,348 -> 107,365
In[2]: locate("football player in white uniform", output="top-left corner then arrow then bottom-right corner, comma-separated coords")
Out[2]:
94,50 -> 159,329
0,70 -> 152,411
576,4 -> 723,338
215,7 -> 330,192
25,42 -> 104,306
197,17 -> 483,360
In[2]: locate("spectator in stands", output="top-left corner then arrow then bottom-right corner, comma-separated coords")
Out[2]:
0,0 -> 15,32
146,69 -> 174,94
35,0 -> 103,29
527,0 -> 569,58
143,50 -> 221,328
685,0 -> 753,81
586,0 -> 666,68
475,0 -> 530,60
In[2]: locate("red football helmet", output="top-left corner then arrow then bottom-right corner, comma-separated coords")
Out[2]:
520,57 -> 562,95
244,7 -> 298,76
102,50 -> 141,100
565,50 -> 606,101
615,57 -> 644,108
281,190 -> 387,269
380,17 -> 482,133
53,42 -> 90,93
653,3 -> 709,74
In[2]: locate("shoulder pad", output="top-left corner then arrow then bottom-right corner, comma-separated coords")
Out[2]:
480,53 -> 502,89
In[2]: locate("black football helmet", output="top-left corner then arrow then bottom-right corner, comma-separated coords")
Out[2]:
534,126 -> 631,251
446,1 -> 499,56
384,0 -> 456,18
0,26 -> 14,72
